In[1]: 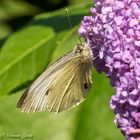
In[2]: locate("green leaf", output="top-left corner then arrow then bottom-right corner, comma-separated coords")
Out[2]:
70,0 -> 91,6
0,25 -> 55,96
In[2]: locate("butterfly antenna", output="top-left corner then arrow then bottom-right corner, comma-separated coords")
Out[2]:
65,8 -> 77,44
65,8 -> 73,30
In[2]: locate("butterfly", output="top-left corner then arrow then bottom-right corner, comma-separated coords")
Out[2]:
17,43 -> 93,113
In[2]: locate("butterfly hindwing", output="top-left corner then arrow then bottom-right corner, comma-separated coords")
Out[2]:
46,57 -> 92,112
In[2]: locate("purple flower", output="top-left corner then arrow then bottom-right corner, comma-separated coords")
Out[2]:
79,0 -> 140,139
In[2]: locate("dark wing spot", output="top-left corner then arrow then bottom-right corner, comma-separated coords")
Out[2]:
84,83 -> 88,90
45,90 -> 49,96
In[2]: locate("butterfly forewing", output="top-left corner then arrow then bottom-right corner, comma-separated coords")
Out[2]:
17,44 -> 93,113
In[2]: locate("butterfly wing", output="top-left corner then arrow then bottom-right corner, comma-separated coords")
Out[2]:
45,57 -> 92,112
17,46 -> 93,113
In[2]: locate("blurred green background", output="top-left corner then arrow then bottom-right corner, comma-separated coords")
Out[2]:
0,0 -> 124,140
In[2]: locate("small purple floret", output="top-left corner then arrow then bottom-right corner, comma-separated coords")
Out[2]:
79,0 -> 140,139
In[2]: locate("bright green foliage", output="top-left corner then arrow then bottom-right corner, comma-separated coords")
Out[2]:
0,3 -> 124,140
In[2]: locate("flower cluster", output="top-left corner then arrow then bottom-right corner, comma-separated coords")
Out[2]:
79,0 -> 140,139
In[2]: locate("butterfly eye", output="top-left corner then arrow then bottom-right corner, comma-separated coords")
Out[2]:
77,48 -> 82,53
74,44 -> 84,54
74,47 -> 82,54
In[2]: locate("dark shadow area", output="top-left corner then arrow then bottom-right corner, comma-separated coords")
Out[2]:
25,0 -> 69,11
30,13 -> 84,33
0,37 -> 7,50
7,16 -> 33,31
9,80 -> 33,94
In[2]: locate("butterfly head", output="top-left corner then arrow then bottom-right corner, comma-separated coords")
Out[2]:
74,43 -> 93,61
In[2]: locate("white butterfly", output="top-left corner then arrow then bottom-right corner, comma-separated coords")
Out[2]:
17,43 -> 93,113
